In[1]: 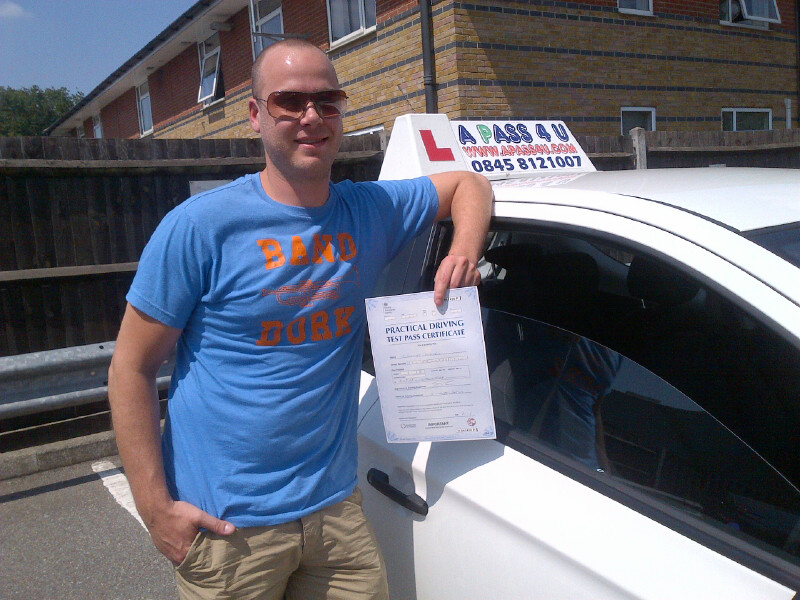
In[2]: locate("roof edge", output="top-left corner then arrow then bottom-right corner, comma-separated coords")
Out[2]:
45,0 -> 223,135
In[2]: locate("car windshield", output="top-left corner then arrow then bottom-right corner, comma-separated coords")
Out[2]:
746,224 -> 800,268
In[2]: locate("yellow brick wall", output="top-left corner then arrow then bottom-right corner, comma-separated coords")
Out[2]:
151,1 -> 797,139
152,84 -> 255,140
332,10 -> 429,135
442,1 -> 797,135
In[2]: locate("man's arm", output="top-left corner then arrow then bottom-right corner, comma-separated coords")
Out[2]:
108,303 -> 234,565
428,171 -> 494,305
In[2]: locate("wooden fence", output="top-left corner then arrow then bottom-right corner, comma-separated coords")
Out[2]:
576,129 -> 800,169
637,128 -> 800,169
575,134 -> 635,170
1,128 -> 797,357
0,134 -> 383,357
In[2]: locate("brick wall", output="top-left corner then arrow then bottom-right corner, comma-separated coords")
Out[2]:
777,0 -> 797,30
331,2 -> 427,134
101,88 -> 139,139
89,0 -> 798,140
149,1 -> 424,139
284,0 -> 330,48
145,7 -> 256,140
325,0 -> 796,136
149,45 -> 199,128
577,0 -> 795,26
438,0 -> 798,135
154,89 -> 254,139
219,8 -> 255,92
379,0 -> 417,22
653,0 -> 796,31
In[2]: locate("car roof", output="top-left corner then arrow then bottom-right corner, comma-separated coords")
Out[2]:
491,167 -> 800,233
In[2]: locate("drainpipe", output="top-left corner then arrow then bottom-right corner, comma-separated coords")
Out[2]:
420,0 -> 438,113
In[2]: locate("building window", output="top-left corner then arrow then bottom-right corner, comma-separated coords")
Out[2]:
251,1 -> 283,57
198,33 -> 224,104
136,81 -> 153,135
722,108 -> 772,131
720,0 -> 779,27
92,115 -> 103,139
621,107 -> 656,134
327,0 -> 376,47
76,126 -> 85,138
618,0 -> 653,16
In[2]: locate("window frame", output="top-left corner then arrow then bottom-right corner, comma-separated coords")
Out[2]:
620,106 -> 656,135
327,0 -> 377,49
617,0 -> 654,17
250,1 -> 284,58
738,0 -> 781,22
92,114 -> 103,139
719,0 -> 774,28
136,81 -> 153,136
197,32 -> 223,105
722,108 -> 772,131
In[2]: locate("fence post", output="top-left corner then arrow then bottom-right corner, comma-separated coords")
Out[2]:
630,127 -> 647,169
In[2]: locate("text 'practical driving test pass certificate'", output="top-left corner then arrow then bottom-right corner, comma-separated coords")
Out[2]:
365,287 -> 495,443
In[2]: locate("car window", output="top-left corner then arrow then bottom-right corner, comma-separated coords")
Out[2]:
483,307 -> 800,564
429,222 -> 800,565
362,228 -> 434,377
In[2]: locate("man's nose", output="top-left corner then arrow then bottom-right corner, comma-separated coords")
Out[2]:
299,101 -> 324,124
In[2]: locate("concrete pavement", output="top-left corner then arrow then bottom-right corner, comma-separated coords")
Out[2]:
0,455 -> 178,600
1,429 -> 119,481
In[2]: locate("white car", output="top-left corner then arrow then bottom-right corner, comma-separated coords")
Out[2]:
357,115 -> 800,600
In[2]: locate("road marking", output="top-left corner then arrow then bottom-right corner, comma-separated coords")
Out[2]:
92,460 -> 146,530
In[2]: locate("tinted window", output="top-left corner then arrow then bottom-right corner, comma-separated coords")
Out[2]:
362,228 -> 433,376
483,308 -> 800,563
484,309 -> 800,557
476,227 -> 800,488
429,223 -> 800,564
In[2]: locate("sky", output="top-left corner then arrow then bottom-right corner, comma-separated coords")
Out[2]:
0,0 -> 199,94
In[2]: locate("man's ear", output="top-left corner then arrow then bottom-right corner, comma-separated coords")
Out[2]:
249,98 -> 261,133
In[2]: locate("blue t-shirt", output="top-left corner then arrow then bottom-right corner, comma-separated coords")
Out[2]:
127,173 -> 438,526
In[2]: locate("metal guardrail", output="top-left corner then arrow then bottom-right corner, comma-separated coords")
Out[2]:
0,341 -> 173,419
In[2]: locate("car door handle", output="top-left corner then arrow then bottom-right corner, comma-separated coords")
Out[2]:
367,468 -> 429,516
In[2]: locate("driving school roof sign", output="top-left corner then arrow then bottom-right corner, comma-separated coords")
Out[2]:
379,114 -> 595,181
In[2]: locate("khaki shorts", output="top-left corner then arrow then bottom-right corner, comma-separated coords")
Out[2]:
174,488 -> 388,600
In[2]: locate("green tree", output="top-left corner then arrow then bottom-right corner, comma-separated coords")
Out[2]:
0,86 -> 84,136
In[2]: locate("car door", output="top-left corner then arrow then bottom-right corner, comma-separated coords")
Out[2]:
357,210 -> 800,600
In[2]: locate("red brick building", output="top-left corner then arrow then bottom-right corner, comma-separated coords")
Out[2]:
48,0 -> 799,138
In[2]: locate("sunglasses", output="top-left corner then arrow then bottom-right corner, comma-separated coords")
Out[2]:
255,90 -> 348,120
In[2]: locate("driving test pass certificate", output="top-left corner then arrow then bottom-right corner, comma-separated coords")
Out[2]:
365,286 -> 495,443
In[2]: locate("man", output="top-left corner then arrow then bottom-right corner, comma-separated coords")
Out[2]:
108,39 -> 492,599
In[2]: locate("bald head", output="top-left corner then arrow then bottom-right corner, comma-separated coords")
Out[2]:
247,38 -> 344,193
251,40 -> 339,99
